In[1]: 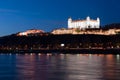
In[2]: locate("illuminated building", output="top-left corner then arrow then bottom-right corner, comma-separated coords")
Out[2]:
68,16 -> 100,29
17,29 -> 45,36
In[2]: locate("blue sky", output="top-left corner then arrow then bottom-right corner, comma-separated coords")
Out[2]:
0,0 -> 120,36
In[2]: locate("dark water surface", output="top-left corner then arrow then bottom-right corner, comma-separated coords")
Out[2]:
0,53 -> 120,80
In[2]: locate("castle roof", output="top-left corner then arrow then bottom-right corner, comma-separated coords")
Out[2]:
72,19 -> 98,22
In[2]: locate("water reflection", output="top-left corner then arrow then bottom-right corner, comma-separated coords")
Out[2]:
0,54 -> 119,80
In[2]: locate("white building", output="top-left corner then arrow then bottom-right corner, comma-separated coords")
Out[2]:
17,29 -> 44,36
68,16 -> 100,29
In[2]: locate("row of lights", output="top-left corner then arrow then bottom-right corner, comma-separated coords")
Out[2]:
0,53 -> 65,56
0,53 -> 119,57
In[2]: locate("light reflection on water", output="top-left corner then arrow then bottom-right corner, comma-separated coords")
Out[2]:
0,53 -> 119,80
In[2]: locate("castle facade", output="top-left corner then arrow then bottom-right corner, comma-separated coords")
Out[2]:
68,16 -> 100,29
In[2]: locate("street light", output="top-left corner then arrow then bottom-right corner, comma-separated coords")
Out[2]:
61,43 -> 65,47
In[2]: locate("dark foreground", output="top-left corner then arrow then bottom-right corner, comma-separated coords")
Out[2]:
1,34 -> 120,52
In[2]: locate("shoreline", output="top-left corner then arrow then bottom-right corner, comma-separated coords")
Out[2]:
0,48 -> 120,54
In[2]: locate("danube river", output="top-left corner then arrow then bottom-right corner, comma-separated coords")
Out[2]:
0,53 -> 120,80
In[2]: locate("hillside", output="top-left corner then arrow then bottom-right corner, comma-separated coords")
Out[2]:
102,23 -> 120,29
0,34 -> 120,50
0,23 -> 120,52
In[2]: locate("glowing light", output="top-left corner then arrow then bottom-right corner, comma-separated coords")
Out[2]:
77,54 -> 80,57
89,54 -> 92,57
60,54 -> 64,56
30,53 -> 33,55
47,53 -> 52,56
61,43 -> 65,47
117,54 -> 120,60
38,53 -> 41,55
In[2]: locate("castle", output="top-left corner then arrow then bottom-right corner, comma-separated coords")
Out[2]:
68,16 -> 100,29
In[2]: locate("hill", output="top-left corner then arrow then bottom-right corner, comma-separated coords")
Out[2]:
0,23 -> 120,53
102,23 -> 120,29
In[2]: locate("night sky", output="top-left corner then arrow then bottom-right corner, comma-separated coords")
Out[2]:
0,0 -> 120,36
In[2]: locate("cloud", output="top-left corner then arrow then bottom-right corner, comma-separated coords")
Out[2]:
0,8 -> 20,13
0,8 -> 41,16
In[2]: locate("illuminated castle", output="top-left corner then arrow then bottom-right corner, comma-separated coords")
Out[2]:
68,16 -> 100,29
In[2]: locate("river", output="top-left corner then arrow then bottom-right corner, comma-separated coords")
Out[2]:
0,53 -> 120,80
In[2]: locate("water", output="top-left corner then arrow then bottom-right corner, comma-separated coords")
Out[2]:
0,53 -> 120,80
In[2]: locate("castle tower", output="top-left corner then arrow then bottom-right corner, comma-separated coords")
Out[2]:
97,17 -> 100,21
86,16 -> 90,21
97,17 -> 100,28
68,17 -> 72,28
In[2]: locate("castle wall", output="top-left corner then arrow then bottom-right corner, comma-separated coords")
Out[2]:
68,17 -> 100,29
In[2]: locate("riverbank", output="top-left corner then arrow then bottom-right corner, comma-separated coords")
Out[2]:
0,48 -> 120,54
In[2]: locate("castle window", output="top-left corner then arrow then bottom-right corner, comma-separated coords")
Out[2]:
88,26 -> 91,28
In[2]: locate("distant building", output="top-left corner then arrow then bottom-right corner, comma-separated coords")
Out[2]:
17,29 -> 45,36
68,16 -> 100,29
